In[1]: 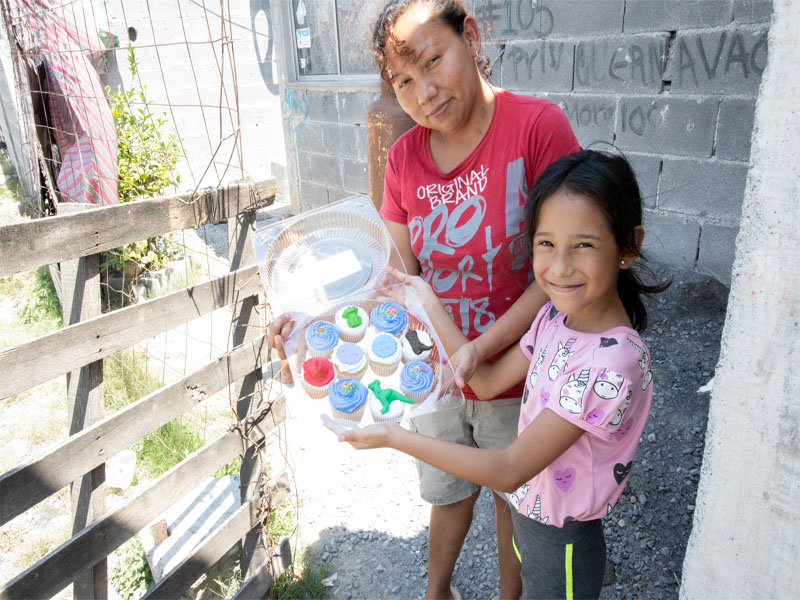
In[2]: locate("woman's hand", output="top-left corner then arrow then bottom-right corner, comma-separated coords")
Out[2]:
337,422 -> 401,450
450,341 -> 481,389
380,265 -> 438,311
267,313 -> 295,383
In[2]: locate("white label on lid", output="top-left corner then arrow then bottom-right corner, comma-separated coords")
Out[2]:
298,249 -> 362,287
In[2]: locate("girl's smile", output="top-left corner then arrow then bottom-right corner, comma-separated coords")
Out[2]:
533,188 -> 639,333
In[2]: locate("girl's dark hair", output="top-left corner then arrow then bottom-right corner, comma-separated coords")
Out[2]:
372,0 -> 491,84
524,150 -> 670,333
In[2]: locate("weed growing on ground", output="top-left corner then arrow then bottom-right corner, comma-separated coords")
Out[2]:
268,499 -> 296,546
5,267 -> 62,335
110,536 -> 153,600
272,552 -> 331,600
103,348 -> 204,478
211,561 -> 243,600
135,419 -> 203,479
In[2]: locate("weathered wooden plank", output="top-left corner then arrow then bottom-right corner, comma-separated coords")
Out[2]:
144,471 -> 290,600
232,560 -> 272,600
0,337 -> 273,527
0,394 -> 286,600
0,179 -> 275,277
228,193 -> 269,584
0,265 -> 260,400
60,243 -> 107,600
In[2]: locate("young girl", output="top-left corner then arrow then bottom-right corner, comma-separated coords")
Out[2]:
272,2 -> 579,598
339,150 -> 669,599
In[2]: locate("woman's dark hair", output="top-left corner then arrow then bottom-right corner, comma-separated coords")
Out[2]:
524,150 -> 670,333
372,0 -> 491,84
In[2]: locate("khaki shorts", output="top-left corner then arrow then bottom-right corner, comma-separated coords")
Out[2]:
410,397 -> 521,505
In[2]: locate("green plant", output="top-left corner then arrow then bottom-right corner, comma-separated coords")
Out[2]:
103,349 -> 203,479
15,267 -> 62,329
212,562 -> 243,600
104,349 -> 163,413
103,46 -> 182,275
135,419 -> 204,479
268,499 -> 296,546
272,552 -> 331,600
110,536 -> 154,600
214,457 -> 241,478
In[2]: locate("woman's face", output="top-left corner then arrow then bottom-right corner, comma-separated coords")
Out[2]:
385,5 -> 482,133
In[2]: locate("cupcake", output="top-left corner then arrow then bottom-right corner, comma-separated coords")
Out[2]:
328,379 -> 368,422
301,357 -> 335,398
368,333 -> 402,376
370,302 -> 408,336
305,320 -> 339,358
332,342 -> 368,380
335,305 -> 369,342
400,360 -> 436,403
402,329 -> 434,363
367,379 -> 413,422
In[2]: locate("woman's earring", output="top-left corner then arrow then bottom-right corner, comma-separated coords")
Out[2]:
620,260 -> 625,265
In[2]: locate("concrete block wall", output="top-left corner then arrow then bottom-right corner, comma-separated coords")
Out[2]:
285,0 -> 772,286
472,0 -> 771,285
282,87 -> 377,211
95,0 -> 287,199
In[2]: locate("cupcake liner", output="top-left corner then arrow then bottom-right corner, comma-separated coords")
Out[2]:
306,346 -> 334,359
335,363 -> 368,380
369,359 -> 399,376
330,404 -> 366,422
302,380 -> 332,399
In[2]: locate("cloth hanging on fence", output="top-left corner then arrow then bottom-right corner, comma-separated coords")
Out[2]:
20,0 -> 118,205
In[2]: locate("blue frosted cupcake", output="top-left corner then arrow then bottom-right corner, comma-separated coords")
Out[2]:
305,320 -> 339,358
368,333 -> 402,376
400,360 -> 436,403
370,302 -> 408,336
328,379 -> 368,422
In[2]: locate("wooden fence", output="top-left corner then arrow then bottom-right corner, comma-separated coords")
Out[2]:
0,179 -> 293,599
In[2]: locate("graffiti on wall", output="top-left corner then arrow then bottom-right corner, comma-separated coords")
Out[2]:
671,30 -> 768,87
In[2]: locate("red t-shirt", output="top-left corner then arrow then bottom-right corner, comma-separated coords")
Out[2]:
380,88 -> 579,401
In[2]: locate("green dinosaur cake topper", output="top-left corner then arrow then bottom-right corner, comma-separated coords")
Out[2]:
368,380 -> 414,414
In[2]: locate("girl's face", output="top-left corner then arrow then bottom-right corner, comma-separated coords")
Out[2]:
532,188 -> 639,333
385,6 -> 483,133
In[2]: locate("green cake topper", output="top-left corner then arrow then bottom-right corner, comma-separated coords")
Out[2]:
342,306 -> 363,328
368,380 -> 414,414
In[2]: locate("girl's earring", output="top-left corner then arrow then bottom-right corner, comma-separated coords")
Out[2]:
620,260 -> 625,265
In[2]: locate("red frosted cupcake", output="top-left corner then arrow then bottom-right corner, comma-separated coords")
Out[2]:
301,357 -> 335,398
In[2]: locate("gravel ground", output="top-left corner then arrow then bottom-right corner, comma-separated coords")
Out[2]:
276,263 -> 728,600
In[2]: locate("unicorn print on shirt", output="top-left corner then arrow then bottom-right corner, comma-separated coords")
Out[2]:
628,339 -> 653,390
559,368 -> 591,414
529,346 -> 547,388
507,483 -> 530,510
593,369 -> 625,399
548,336 -> 577,380
527,495 -> 549,524
609,387 -> 632,426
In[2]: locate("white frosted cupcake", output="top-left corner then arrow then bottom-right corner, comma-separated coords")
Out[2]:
332,342 -> 367,380
368,333 -> 402,376
402,329 -> 434,363
367,379 -> 413,422
335,305 -> 369,342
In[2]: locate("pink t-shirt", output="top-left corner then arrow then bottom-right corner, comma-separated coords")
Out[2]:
507,302 -> 653,528
380,88 -> 579,401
